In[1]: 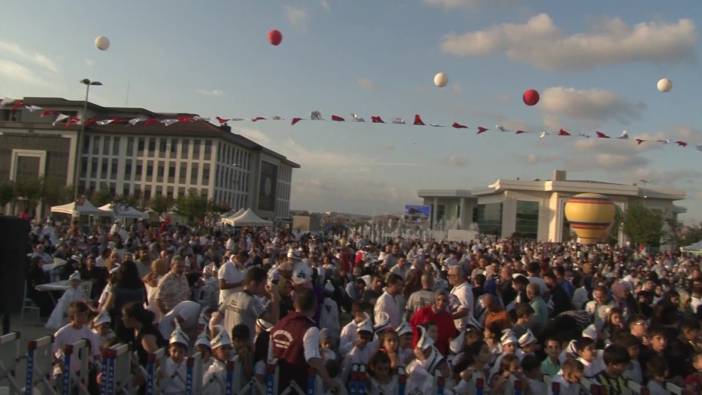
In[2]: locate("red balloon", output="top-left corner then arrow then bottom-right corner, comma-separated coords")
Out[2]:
523,89 -> 540,106
268,29 -> 283,46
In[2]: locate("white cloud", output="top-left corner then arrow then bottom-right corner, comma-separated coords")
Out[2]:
0,59 -> 49,86
196,89 -> 224,96
0,40 -> 58,73
541,87 -> 643,123
237,128 -> 271,146
286,6 -> 309,30
320,0 -> 330,11
357,78 -> 376,91
445,154 -> 468,167
440,14 -> 696,71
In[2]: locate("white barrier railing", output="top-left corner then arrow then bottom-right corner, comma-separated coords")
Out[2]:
59,339 -> 91,395
23,335 -> 56,395
0,332 -> 21,394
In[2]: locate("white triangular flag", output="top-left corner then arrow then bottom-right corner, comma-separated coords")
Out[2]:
271,116 -> 282,120
231,118 -> 244,121
351,113 -> 365,122
496,125 -> 508,132
618,130 -> 629,139
391,118 -> 405,125
430,123 -> 444,127
0,97 -> 15,107
539,131 -> 547,139
52,113 -> 69,126
25,105 -> 43,112
96,119 -> 113,126
161,119 -> 178,127
128,116 -> 147,126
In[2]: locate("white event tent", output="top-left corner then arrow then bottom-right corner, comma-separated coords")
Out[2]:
221,208 -> 272,227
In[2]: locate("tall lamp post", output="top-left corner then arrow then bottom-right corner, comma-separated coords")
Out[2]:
73,78 -> 102,201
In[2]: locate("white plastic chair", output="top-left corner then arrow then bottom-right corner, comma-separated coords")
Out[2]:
20,282 -> 41,322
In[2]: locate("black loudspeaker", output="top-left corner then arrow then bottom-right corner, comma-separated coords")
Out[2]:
0,216 -> 30,317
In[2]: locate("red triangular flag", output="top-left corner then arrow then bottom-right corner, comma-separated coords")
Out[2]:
291,117 -> 302,126
477,126 -> 488,134
595,131 -> 610,138
452,122 -> 468,129
676,141 -> 688,147
83,118 -> 97,127
64,116 -> 80,128
40,109 -> 56,118
216,116 -> 230,125
635,139 -> 646,145
413,114 -> 425,126
331,114 -> 345,122
144,118 -> 160,126
515,130 -> 527,134
558,128 -> 571,136
111,116 -> 127,125
251,116 -> 266,122
371,115 -> 385,123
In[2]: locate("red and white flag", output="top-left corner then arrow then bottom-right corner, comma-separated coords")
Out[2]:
162,119 -> 178,127
595,131 -> 610,138
635,139 -> 646,145
97,119 -> 113,126
40,109 -> 56,118
144,118 -> 161,126
452,122 -> 468,129
216,116 -> 230,125
331,114 -> 345,121
676,141 -> 688,147
371,115 -> 384,123
52,113 -> 69,126
352,113 -> 365,122
477,126 -> 488,134
129,116 -> 147,126
25,105 -> 43,112
413,114 -> 425,126
618,130 -> 629,139
291,117 -> 302,126
558,128 -> 571,136
251,116 -> 266,122
515,130 -> 527,134
391,118 -> 405,125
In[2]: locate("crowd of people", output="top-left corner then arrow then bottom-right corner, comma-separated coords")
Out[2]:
24,216 -> 702,394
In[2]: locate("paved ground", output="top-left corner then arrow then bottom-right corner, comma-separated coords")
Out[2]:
1,313 -> 53,393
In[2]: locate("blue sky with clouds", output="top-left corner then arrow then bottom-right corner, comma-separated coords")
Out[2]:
2,0 -> 702,220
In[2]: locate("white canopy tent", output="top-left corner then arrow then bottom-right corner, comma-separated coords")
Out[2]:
219,208 -> 245,225
50,199 -> 107,217
222,208 -> 272,227
99,203 -> 148,220
683,240 -> 702,255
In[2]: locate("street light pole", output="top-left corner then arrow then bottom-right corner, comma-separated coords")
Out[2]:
72,79 -> 102,201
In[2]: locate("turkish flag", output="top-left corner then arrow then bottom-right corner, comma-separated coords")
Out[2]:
515,130 -> 527,134
635,139 -> 646,145
558,128 -> 571,136
477,126 -> 488,134
331,115 -> 345,122
413,114 -> 425,126
83,118 -> 97,127
371,115 -> 385,123
251,116 -> 266,122
144,118 -> 161,126
452,122 -> 468,129
216,116 -> 230,125
291,117 -> 302,126
40,110 -> 56,118
676,141 -> 688,147
595,131 -> 610,138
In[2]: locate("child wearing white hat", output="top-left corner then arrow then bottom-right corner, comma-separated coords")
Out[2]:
158,323 -> 190,395
91,310 -> 116,348
195,330 -> 213,372
395,321 -> 415,366
405,326 -> 449,395
202,327 -> 233,395
319,280 -> 341,339
46,271 -> 88,330
340,317 -> 378,381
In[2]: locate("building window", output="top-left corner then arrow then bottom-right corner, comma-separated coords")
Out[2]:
136,160 -> 143,181
146,162 -> 153,178
148,139 -> 155,157
80,158 -> 88,177
144,186 -> 151,201
181,140 -> 189,159
155,185 -> 162,196
138,138 -> 145,156
170,138 -> 178,156
193,140 -> 201,160
127,137 -> 134,156
101,158 -> 108,179
92,136 -> 100,155
122,183 -> 130,196
113,137 -> 120,156
476,203 -> 503,236
103,136 -> 111,155
83,136 -> 90,154
191,163 -> 199,185
179,163 -> 187,184
168,163 -> 175,183
159,139 -> 166,158
157,162 -> 164,182
204,140 -> 211,160
178,187 -> 185,197
125,160 -> 132,180
109,182 -> 116,195
110,159 -> 118,179
167,186 -> 173,199
516,201 -> 539,239
203,164 -> 210,184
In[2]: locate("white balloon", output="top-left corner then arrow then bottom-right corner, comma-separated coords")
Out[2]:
434,72 -> 448,88
95,36 -> 110,51
657,78 -> 672,93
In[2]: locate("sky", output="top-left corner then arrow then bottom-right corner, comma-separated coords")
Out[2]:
2,0 -> 702,221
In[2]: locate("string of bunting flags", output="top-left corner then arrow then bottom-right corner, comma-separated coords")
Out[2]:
1,97 -> 700,152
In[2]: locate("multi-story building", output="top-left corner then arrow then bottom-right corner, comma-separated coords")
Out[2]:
418,170 -> 686,245
0,97 -> 299,221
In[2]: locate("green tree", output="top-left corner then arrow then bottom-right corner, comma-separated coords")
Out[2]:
150,195 -> 174,214
207,199 -> 229,214
175,191 -> 209,224
42,178 -> 74,207
13,177 -> 43,211
623,203 -> 664,247
90,189 -> 113,206
607,205 -> 624,244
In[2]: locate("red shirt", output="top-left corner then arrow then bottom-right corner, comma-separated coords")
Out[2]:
409,305 -> 457,356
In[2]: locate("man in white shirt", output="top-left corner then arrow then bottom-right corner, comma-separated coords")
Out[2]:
448,264 -> 475,331
374,274 -> 404,329
218,250 -> 245,304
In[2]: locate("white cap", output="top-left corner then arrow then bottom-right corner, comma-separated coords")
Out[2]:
211,327 -> 232,349
582,324 -> 598,341
373,312 -> 391,333
195,331 -> 211,349
169,323 -> 190,346
518,329 -> 537,348
395,321 -> 412,337
93,310 -> 111,326
416,326 -> 434,350
500,330 -> 518,345
292,262 -> 312,285
449,332 -> 465,354
357,318 -> 373,334
68,271 -> 81,281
